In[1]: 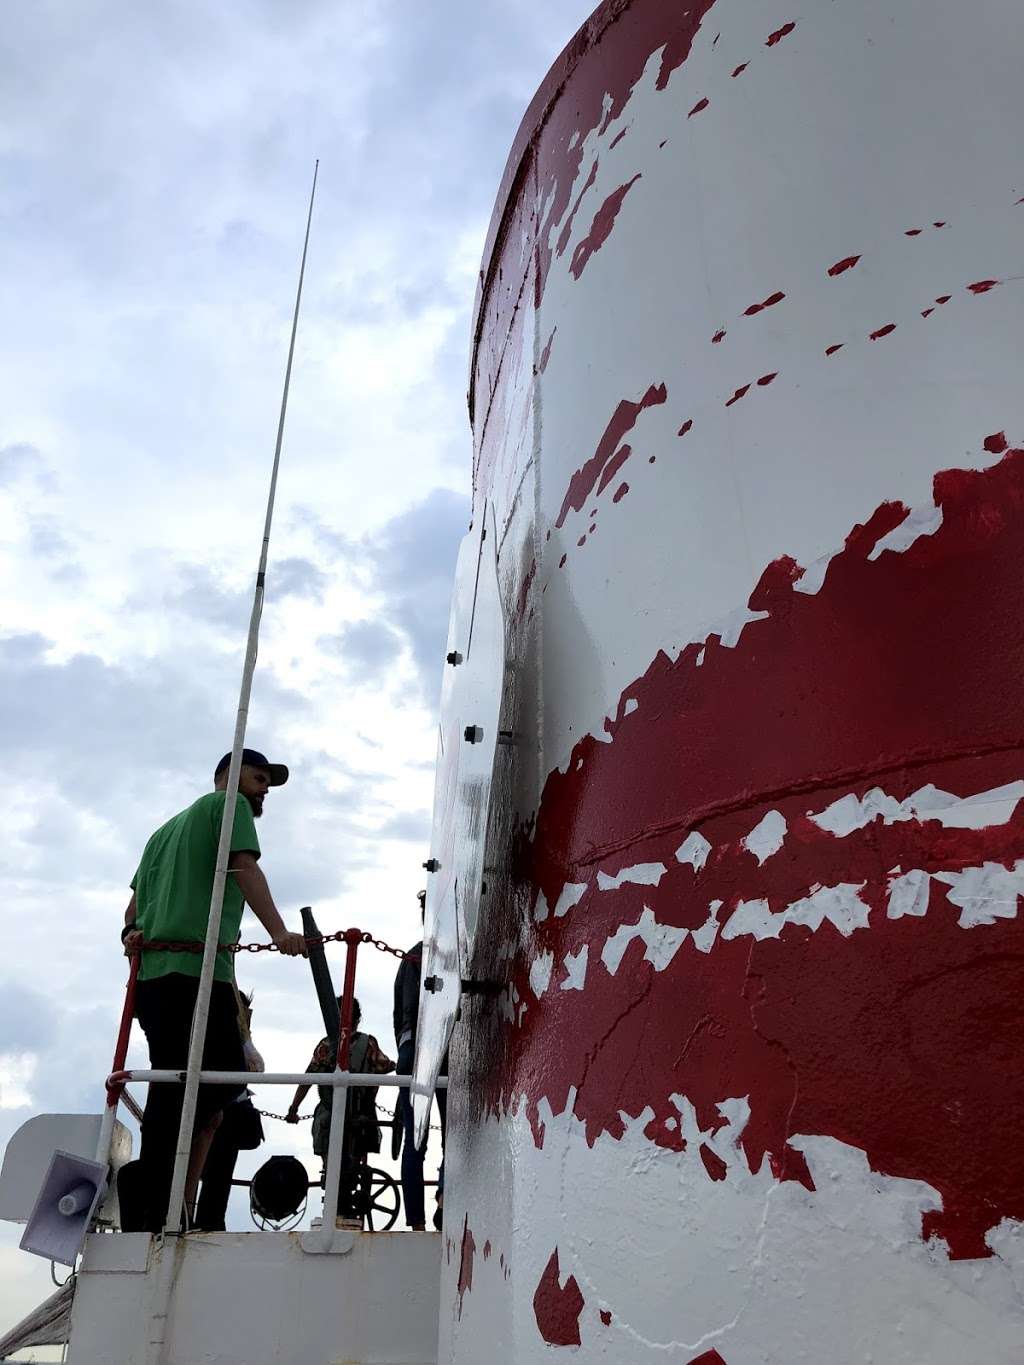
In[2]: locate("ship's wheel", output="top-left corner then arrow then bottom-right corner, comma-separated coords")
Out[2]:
358,1166 -> 400,1232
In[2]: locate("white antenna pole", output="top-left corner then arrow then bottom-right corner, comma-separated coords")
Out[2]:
162,159 -> 319,1239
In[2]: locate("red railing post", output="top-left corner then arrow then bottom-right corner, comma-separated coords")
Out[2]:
106,954 -> 140,1108
335,929 -> 363,1070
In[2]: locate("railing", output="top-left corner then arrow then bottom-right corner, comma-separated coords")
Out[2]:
100,926 -> 442,1258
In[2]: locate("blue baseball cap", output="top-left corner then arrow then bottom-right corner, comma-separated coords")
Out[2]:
214,748 -> 289,786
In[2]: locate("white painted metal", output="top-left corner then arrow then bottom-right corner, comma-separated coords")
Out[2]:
0,1114 -> 131,1224
317,1067 -> 348,1252
120,1069 -> 447,1089
65,1231 -> 440,1364
414,504 -> 507,1144
162,159 -> 319,1244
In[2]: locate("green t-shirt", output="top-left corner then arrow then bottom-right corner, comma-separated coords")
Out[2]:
131,790 -> 260,983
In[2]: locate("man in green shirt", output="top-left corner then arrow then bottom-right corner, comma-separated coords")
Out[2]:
121,748 -> 306,1231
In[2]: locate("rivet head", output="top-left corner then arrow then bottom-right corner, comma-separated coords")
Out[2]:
422,858 -> 440,873
446,650 -> 463,666
424,975 -> 443,993
464,725 -> 483,744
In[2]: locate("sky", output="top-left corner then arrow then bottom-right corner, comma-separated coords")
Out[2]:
0,0 -> 597,1346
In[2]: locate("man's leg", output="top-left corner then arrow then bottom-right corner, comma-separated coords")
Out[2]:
397,1039 -> 426,1229
194,1113 -> 236,1232
135,975 -> 193,1232
185,1111 -> 223,1220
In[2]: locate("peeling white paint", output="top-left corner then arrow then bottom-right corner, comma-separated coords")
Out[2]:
722,883 -> 871,942
868,502 -> 944,559
601,907 -> 688,975
597,862 -> 667,891
560,944 -> 589,991
809,781 -> 1024,837
793,551 -> 835,595
624,697 -> 639,716
675,831 -> 712,871
529,949 -> 555,999
886,868 -> 931,919
691,900 -> 722,954
554,882 -> 588,918
703,605 -> 770,649
743,810 -> 787,865
933,860 -> 1024,929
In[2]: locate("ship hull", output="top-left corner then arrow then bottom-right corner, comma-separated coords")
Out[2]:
442,0 -> 1024,1359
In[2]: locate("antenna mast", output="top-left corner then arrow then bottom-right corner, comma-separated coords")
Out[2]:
149,161 -> 319,1362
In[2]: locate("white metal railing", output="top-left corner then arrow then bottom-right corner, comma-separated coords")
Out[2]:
104,1067 -> 447,1253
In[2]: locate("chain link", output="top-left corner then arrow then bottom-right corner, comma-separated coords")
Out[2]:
257,1104 -> 442,1133
137,928 -> 410,960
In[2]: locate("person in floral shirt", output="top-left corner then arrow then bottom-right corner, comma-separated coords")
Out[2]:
286,997 -> 393,1223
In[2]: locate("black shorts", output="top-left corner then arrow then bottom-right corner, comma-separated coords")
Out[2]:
135,972 -> 246,1127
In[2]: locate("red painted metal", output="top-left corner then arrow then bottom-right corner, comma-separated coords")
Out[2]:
105,955 -> 139,1108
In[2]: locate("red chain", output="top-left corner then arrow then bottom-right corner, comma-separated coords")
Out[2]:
137,929 -> 409,960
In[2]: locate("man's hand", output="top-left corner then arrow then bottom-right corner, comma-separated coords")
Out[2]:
285,1108 -> 301,1124
123,930 -> 144,957
274,930 -> 308,957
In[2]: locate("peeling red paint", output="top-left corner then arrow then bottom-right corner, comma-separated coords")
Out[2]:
731,62 -> 748,77
599,1309 -> 612,1325
869,323 -> 897,340
744,290 -> 786,316
984,432 -> 1008,454
499,439 -> 1024,1260
678,419 -> 693,437
538,327 -> 558,375
825,344 -> 844,356
457,1215 -> 476,1318
570,175 -> 642,280
905,228 -> 923,236
936,295 -> 952,305
726,384 -> 751,407
700,1144 -> 728,1181
555,384 -> 668,528
533,1250 -> 585,1346
828,255 -> 861,277
483,1239 -> 492,1260
968,279 -> 1000,294
757,372 -> 778,387
766,21 -> 797,45
609,126 -> 629,150
921,308 -> 935,318
596,444 -> 633,497
559,554 -> 567,569
517,559 -> 537,622
712,329 -> 727,344
689,96 -> 710,118
689,1353 -> 729,1365
479,0 -> 718,319
613,482 -> 630,503
934,221 -> 948,228
557,161 -> 599,259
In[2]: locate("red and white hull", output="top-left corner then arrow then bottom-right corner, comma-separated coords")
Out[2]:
437,0 -> 1024,1358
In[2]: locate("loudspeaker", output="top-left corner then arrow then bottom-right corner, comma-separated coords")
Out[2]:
19,1150 -> 109,1266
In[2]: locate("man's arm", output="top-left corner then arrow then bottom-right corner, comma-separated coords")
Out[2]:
228,851 -> 307,956
286,1083 -> 312,1120
122,892 -> 144,956
287,1043 -> 326,1121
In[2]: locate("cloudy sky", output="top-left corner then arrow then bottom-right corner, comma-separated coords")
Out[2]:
0,0 -> 596,1343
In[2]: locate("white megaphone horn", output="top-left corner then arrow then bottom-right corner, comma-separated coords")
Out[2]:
20,1151 -> 109,1267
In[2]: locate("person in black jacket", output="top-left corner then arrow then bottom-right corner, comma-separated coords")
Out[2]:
393,890 -> 446,1230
